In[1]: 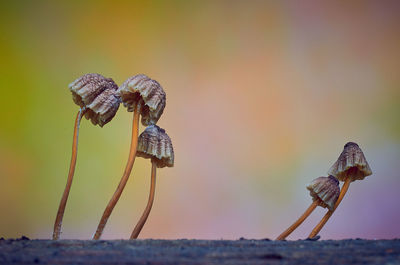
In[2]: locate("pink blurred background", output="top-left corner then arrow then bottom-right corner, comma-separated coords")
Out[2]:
0,0 -> 399,240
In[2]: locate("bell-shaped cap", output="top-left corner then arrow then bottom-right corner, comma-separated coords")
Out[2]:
306,175 -> 340,211
118,74 -> 166,126
69,73 -> 120,127
137,125 -> 174,168
328,142 -> 372,182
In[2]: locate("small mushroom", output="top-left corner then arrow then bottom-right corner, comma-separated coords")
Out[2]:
93,74 -> 166,240
276,175 -> 340,240
53,73 -> 120,240
130,124 -> 174,239
308,142 -> 372,238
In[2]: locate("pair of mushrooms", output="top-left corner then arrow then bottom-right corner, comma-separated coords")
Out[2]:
53,73 -> 174,240
276,142 -> 372,240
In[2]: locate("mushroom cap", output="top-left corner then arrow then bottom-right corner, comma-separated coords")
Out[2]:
137,125 -> 174,168
69,73 -> 120,127
306,175 -> 340,211
328,142 -> 372,182
118,74 -> 166,126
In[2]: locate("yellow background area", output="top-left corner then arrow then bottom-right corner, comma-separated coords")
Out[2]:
0,1 -> 399,239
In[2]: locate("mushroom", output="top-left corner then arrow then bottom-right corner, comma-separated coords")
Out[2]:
308,142 -> 372,238
130,124 -> 174,239
53,73 -> 120,240
276,175 -> 340,240
93,74 -> 166,240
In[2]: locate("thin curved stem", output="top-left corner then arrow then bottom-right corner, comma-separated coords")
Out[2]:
308,177 -> 351,238
93,106 -> 141,240
130,161 -> 157,239
53,108 -> 85,240
276,200 -> 318,240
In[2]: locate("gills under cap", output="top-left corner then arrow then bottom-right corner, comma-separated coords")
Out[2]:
328,142 -> 372,182
307,175 -> 340,211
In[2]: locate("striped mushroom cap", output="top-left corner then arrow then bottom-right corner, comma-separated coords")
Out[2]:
69,73 -> 120,127
306,176 -> 340,211
137,125 -> 174,168
328,142 -> 372,182
118,74 -> 166,126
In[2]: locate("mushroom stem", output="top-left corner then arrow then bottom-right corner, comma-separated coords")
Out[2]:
130,161 -> 157,239
93,105 -> 141,240
308,178 -> 351,238
276,200 -> 319,240
53,108 -> 86,240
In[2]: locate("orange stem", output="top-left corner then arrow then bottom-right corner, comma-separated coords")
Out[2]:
130,161 -> 157,239
308,177 -> 351,238
276,200 -> 318,240
53,108 -> 85,240
93,106 -> 141,240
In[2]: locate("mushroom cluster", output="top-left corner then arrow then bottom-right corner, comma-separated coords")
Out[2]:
308,142 -> 372,238
276,142 -> 372,240
54,73 -> 174,240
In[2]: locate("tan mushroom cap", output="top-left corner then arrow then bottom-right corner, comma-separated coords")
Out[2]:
306,175 -> 340,211
328,142 -> 372,182
137,125 -> 174,168
118,74 -> 166,126
69,73 -> 120,127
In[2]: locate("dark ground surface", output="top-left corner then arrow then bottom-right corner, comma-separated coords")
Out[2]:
0,237 -> 399,265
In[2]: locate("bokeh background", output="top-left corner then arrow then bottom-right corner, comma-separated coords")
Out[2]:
0,0 -> 399,240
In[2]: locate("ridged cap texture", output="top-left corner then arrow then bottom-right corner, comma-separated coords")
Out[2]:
119,74 -> 166,126
307,175 -> 340,211
328,142 -> 372,182
69,73 -> 120,127
137,125 -> 174,168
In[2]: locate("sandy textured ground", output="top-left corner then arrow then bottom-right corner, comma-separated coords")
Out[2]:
0,237 -> 399,264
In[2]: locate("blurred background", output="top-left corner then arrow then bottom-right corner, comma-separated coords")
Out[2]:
0,0 -> 399,240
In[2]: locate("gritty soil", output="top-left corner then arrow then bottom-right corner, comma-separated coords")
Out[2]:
0,237 -> 399,265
